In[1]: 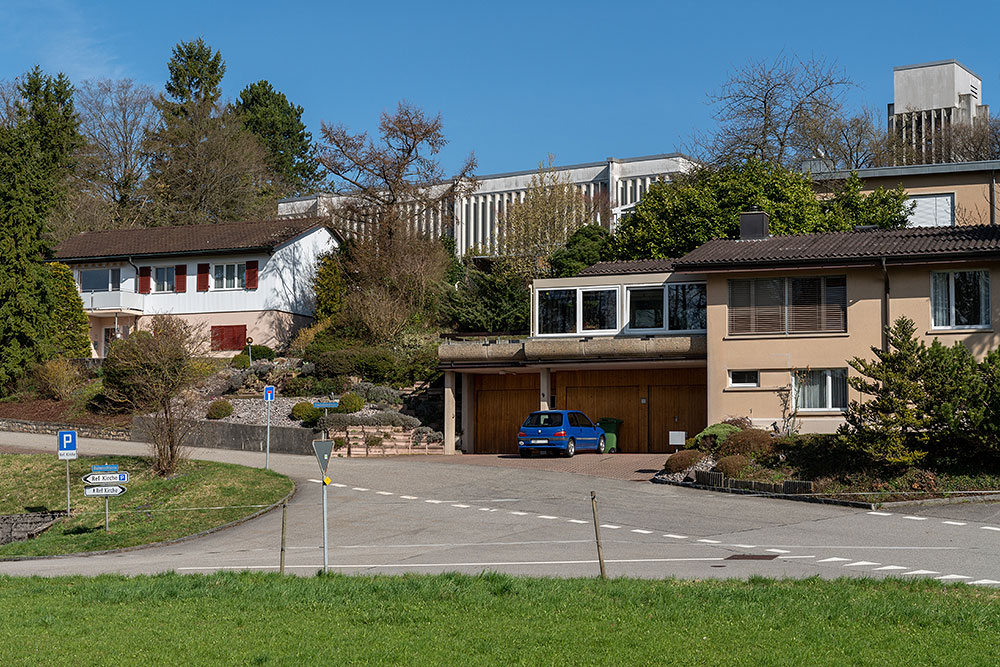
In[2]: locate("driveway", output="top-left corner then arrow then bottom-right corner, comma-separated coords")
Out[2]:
2,431 -> 1000,585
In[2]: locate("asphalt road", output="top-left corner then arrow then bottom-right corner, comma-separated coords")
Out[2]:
3,431 -> 1000,585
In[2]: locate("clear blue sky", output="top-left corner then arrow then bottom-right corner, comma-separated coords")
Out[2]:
2,0 -> 998,178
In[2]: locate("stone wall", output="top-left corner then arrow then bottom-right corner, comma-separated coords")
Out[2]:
0,511 -> 65,545
0,418 -> 130,441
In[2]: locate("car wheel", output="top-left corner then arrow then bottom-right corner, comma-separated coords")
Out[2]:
597,436 -> 606,455
565,439 -> 575,457
519,449 -> 531,458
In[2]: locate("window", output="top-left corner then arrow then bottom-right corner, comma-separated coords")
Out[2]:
795,369 -> 847,411
538,290 -> 576,334
729,370 -> 760,387
537,287 -> 619,335
523,412 -> 563,427
931,271 -> 990,329
154,266 -> 175,293
581,289 -> 617,331
626,283 -> 706,332
728,276 -> 846,335
79,268 -> 120,292
907,194 -> 955,228
213,263 -> 247,290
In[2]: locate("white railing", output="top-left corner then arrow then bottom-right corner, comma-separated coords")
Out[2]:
81,290 -> 145,312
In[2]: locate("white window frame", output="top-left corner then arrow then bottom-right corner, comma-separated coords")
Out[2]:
152,266 -> 175,293
211,262 -> 247,291
624,281 -> 707,335
728,370 -> 760,388
930,269 -> 991,330
78,267 -> 121,293
793,368 -> 848,412
535,285 -> 620,337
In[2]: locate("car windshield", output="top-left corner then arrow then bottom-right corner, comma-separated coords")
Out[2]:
523,412 -> 563,427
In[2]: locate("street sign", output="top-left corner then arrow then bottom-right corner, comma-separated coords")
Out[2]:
82,472 -> 129,485
263,385 -> 275,402
92,464 -> 118,473
312,401 -> 339,409
312,440 -> 334,476
83,485 -> 127,497
57,430 -> 78,461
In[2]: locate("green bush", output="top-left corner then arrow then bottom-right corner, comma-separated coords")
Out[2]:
282,375 -> 316,397
664,449 -> 705,474
318,410 -> 420,431
242,344 -> 275,361
352,381 -> 403,405
717,429 -> 775,459
230,354 -> 250,369
693,423 -> 741,452
365,435 -> 384,451
206,399 -> 234,420
715,454 -> 751,478
333,391 -> 364,414
353,349 -> 400,385
290,401 -> 323,426
315,376 -> 348,395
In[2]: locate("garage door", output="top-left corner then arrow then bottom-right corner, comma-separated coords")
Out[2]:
564,385 -> 641,452
474,375 -> 540,454
648,384 -> 707,452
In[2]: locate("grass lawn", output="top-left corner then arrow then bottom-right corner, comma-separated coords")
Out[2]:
0,573 -> 998,665
0,454 -> 292,557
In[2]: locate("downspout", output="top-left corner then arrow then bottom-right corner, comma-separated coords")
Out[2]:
881,257 -> 890,352
991,170 -> 996,226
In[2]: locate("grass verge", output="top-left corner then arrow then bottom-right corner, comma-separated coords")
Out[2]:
0,573 -> 998,664
0,454 -> 292,557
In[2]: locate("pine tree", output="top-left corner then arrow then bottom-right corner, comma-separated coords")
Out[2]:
47,262 -> 92,357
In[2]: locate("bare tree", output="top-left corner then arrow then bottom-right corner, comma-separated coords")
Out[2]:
0,78 -> 17,127
947,116 -> 1000,162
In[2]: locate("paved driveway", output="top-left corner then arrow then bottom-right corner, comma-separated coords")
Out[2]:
2,431 -> 1000,585
425,453 -> 668,482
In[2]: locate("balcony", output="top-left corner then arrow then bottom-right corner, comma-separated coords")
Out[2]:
80,290 -> 145,315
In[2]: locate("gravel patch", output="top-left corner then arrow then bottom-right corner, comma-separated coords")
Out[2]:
654,454 -> 717,483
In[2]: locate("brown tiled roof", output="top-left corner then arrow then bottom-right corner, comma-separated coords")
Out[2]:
673,225 -> 1000,272
577,259 -> 675,276
55,218 -> 332,261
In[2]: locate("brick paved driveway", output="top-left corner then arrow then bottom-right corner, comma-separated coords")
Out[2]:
421,452 -> 668,482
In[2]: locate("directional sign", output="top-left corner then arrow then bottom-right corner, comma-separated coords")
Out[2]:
82,472 -> 129,485
312,440 -> 334,476
83,485 -> 127,497
91,464 -> 118,473
263,385 -> 275,402
57,430 -> 78,461
312,401 -> 339,409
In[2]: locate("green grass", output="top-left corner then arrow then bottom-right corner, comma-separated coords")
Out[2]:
0,573 -> 998,665
0,454 -> 292,557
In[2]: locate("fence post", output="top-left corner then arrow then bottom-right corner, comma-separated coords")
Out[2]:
591,491 -> 607,580
279,501 -> 287,574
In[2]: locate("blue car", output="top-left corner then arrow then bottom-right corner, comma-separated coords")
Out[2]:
518,410 -> 606,458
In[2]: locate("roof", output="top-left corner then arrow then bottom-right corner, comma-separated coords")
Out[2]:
673,225 -> 1000,272
813,159 -> 1000,182
55,218 -> 332,261
577,259 -> 675,276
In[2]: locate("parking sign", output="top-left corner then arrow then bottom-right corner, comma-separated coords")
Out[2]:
58,430 -> 78,461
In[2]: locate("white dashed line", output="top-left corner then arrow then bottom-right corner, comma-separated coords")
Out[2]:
508,511 -> 528,516
601,524 -> 621,529
697,539 -> 721,544
451,504 -> 470,508
778,555 -> 815,559
478,507 -> 494,512
537,515 -> 558,520
901,570 -> 940,576
981,526 -> 1000,532
732,544 -> 757,549
376,491 -> 394,496
873,565 -> 908,571
936,575 -> 972,580
818,557 -> 851,563
868,511 -> 892,516
765,548 -> 790,554
843,561 -> 881,567
631,529 -> 652,534
567,519 -> 587,524
425,500 -> 444,504
330,483 -> 346,488
400,496 -> 418,500
352,487 -> 369,492
903,516 -> 928,521
942,521 -> 967,526
307,479 -> 322,484
970,579 -> 1000,585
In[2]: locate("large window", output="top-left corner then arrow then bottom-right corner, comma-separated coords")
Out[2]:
537,288 -> 617,335
538,289 -> 576,334
626,283 -> 706,332
213,263 -> 246,290
728,276 -> 846,335
154,266 -> 175,293
795,369 -> 847,411
582,289 -> 617,331
931,270 -> 990,329
79,268 -> 120,292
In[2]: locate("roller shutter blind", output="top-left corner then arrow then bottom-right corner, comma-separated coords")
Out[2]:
908,194 -> 954,227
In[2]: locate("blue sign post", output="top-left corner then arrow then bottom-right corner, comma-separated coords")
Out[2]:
263,385 -> 275,469
57,430 -> 77,514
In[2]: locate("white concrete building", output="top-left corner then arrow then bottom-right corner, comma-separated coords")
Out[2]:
277,153 -> 697,257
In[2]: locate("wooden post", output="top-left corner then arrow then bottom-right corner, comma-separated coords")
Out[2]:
279,501 -> 287,574
591,491 -> 607,580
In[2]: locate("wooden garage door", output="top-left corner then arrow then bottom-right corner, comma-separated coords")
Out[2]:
474,374 -> 539,454
648,384 -> 707,452
564,385 -> 641,453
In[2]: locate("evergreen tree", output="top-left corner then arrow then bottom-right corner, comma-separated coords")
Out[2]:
164,37 -> 225,106
237,80 -> 320,195
313,252 -> 345,320
47,262 -> 92,357
549,225 -> 612,278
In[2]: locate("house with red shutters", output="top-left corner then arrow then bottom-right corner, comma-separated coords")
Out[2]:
54,218 -> 338,357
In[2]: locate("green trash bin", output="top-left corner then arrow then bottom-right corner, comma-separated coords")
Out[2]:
598,417 -> 623,453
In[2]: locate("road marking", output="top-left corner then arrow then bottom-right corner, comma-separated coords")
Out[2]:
376,491 -> 394,496
900,570 -> 940,576
765,548 -> 790,554
508,511 -> 528,516
425,500 -> 444,504
936,575 -> 972,580
664,534 -> 688,539
981,526 -> 1000,532
632,529 -> 653,534
478,507 -> 495,512
601,524 -> 621,529
778,555 -> 815,559
969,579 -> 1000,585
818,557 -> 852,563
732,544 -> 757,549
942,521 -> 967,526
330,483 -> 346,488
698,539 -> 721,544
537,515 -> 558,520
868,511 -> 892,516
176,557 -> 730,571
903,516 -> 928,521
400,495 -> 418,500
307,479 -> 322,484
567,519 -> 587,524
451,504 -> 470,508
843,561 -> 881,567
352,487 -> 369,491
873,565 -> 908,571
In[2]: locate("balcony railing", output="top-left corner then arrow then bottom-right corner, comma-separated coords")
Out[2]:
80,290 -> 145,313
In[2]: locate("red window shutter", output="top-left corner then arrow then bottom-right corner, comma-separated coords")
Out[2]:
211,326 -> 223,351
246,261 -> 258,289
138,266 -> 151,294
174,265 -> 187,293
234,325 -> 248,351
197,264 -> 210,292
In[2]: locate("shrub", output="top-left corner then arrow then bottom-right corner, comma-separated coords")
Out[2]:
206,399 -> 234,420
312,349 -> 355,379
333,437 -> 348,451
717,429 -> 775,459
664,449 -> 705,474
318,410 -> 420,431
353,348 -> 400,385
282,375 -> 316,397
721,416 -> 752,430
34,358 -> 83,401
684,437 -> 698,450
413,426 -> 444,445
333,391 -> 365,414
365,435 -> 384,451
230,354 -> 250,369
715,454 -> 751,478
314,376 -> 347,395
693,423 -> 741,452
242,344 -> 275,361
299,362 -> 316,376
352,381 -> 403,405
290,401 -> 323,426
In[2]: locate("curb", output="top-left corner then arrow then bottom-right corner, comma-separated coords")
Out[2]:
0,483 -> 297,562
877,492 -> 1000,508
651,476 -> 877,510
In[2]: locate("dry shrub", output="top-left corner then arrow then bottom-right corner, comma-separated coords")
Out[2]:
717,429 -> 775,458
288,319 -> 332,358
665,449 -> 705,473
721,416 -> 752,430
715,454 -> 751,478
34,358 -> 83,401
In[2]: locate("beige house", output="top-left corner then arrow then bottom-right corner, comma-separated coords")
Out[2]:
673,216 -> 1000,433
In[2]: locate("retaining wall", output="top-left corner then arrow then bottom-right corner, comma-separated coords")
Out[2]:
0,512 -> 65,546
0,418 -> 130,441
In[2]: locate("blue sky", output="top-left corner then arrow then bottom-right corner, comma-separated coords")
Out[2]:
2,0 -> 998,178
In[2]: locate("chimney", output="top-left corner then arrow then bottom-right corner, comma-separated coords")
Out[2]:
739,211 -> 769,240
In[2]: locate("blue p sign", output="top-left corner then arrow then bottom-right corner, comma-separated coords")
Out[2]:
58,430 -> 78,460
263,385 -> 275,402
